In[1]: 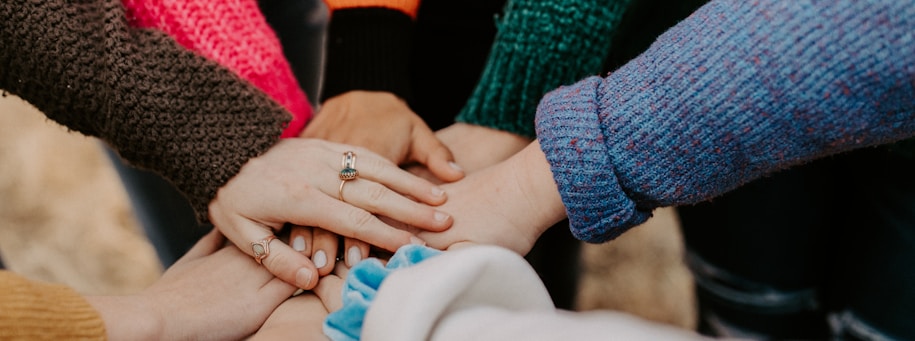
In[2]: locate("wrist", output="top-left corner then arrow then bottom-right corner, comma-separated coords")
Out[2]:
512,142 -> 566,235
86,295 -> 163,341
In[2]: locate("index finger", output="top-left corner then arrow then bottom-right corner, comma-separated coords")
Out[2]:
295,196 -> 426,252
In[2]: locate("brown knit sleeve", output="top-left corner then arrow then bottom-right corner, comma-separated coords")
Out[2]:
0,0 -> 291,222
0,271 -> 107,340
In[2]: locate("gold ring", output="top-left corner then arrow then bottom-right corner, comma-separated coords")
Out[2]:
339,151 -> 358,181
339,180 -> 347,202
251,235 -> 277,265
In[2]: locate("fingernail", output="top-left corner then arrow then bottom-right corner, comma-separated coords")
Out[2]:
410,236 -> 426,246
449,161 -> 464,172
431,186 -> 445,197
313,250 -> 327,268
346,246 -> 362,267
434,211 -> 450,222
292,236 -> 306,252
295,268 -> 314,289
292,288 -> 305,296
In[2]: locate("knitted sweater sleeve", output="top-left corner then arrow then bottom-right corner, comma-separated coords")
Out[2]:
122,0 -> 313,138
455,0 -> 631,138
320,0 -> 420,103
0,271 -> 106,340
0,0 -> 290,223
535,0 -> 915,242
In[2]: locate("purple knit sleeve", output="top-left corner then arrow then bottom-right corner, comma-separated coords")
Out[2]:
536,0 -> 915,243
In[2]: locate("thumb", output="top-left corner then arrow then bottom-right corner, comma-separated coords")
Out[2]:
410,129 -> 464,182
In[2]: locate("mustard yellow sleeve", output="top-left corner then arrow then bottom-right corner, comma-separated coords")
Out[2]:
0,271 -> 107,340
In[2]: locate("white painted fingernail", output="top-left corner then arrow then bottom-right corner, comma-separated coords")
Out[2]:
292,236 -> 306,252
434,211 -> 449,222
295,268 -> 314,289
432,187 -> 445,197
410,236 -> 426,246
449,161 -> 463,172
313,250 -> 327,268
346,246 -> 362,267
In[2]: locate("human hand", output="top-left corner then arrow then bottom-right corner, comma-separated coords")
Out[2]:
407,123 -> 532,183
303,90 -> 464,182
248,264 -> 348,340
288,224 -> 369,277
208,138 -> 452,290
87,229 -> 296,341
435,123 -> 533,173
245,293 -> 329,340
417,142 -> 567,254
298,91 -> 464,274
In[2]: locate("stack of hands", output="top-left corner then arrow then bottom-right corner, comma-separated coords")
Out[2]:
209,90 -> 562,291
96,90 -> 565,340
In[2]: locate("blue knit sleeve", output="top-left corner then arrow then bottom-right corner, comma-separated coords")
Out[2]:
323,245 -> 441,341
536,0 -> 915,243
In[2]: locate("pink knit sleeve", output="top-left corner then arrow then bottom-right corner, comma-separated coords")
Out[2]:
122,0 -> 312,137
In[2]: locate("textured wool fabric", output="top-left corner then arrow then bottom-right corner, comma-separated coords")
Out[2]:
321,7 -> 416,103
456,0 -> 631,138
320,0 -> 421,102
0,271 -> 106,340
353,245 -> 707,340
0,0 -> 290,223
122,0 -> 312,137
535,0 -> 915,243
324,245 -> 441,341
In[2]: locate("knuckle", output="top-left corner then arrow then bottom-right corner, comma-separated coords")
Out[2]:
363,156 -> 388,175
346,209 -> 376,240
366,184 -> 387,204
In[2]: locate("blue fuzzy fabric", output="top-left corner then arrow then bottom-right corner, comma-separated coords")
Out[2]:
323,245 -> 441,341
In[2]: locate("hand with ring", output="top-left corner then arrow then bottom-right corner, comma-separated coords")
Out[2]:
208,138 -> 453,289
288,151 -> 413,275
297,91 -> 467,273
288,151 -> 372,275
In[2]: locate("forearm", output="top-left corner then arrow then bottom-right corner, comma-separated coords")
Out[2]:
536,0 -> 915,242
85,296 -> 160,341
511,141 -> 567,232
0,0 -> 289,222
455,0 -> 632,138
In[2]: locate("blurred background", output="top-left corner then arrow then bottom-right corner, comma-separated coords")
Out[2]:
0,92 -> 696,328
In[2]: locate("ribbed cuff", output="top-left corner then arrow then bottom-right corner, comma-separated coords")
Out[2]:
0,273 -> 107,339
536,77 -> 650,243
456,0 -> 629,138
323,245 -> 441,341
321,8 -> 414,103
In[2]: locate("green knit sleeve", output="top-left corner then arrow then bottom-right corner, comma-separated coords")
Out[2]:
456,0 -> 631,138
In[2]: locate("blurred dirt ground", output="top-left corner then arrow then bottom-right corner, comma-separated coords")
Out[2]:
0,93 -> 696,328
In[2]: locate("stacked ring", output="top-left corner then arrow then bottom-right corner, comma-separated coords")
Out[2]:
339,151 -> 358,202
